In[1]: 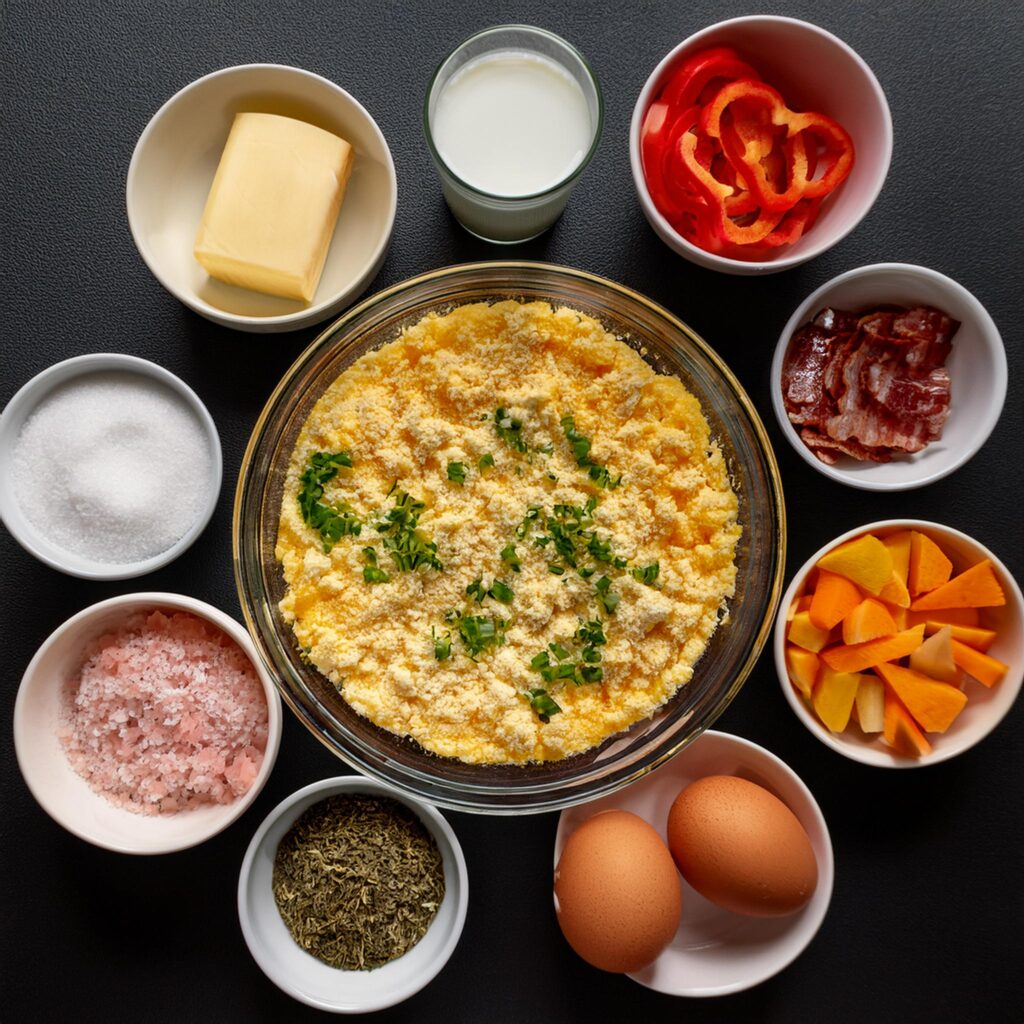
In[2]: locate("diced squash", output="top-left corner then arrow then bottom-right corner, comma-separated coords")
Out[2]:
788,611 -> 831,653
883,531 -> 913,586
812,669 -> 861,732
907,606 -> 980,628
842,598 -> 898,645
876,662 -> 968,733
855,675 -> 885,733
820,625 -> 926,674
809,569 -> 863,630
908,531 -> 953,597
786,594 -> 813,621
911,560 -> 1006,611
884,689 -> 933,757
951,639 -> 1009,688
816,534 -> 894,595
886,604 -> 909,630
908,626 -> 961,683
926,622 -> 997,652
878,570 -> 911,609
786,646 -> 820,699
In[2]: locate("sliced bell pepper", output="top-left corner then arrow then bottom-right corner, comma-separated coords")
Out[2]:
660,46 -> 760,109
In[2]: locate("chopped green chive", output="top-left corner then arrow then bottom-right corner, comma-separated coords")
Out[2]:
363,566 -> 390,583
494,407 -> 528,453
478,452 -> 495,471
446,461 -> 466,485
560,413 -> 622,489
595,575 -> 620,615
490,579 -> 515,604
630,562 -> 661,586
298,451 -> 362,552
377,490 -> 442,572
500,543 -> 521,572
455,614 -> 506,658
432,627 -> 452,662
526,687 -> 562,723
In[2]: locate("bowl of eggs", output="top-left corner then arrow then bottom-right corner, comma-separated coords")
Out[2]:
552,730 -> 833,996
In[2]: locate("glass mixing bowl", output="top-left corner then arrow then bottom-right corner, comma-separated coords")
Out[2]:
234,262 -> 785,813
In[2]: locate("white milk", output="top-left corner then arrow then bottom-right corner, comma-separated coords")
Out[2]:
432,50 -> 593,198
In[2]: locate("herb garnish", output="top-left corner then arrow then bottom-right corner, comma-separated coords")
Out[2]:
446,461 -> 466,485
595,575 -> 621,615
560,413 -> 622,489
361,546 -> 390,584
500,543 -> 521,572
376,490 -> 443,572
528,617 -> 607,697
493,407 -> 529,453
478,452 -> 495,471
466,578 -> 515,604
431,627 -> 452,661
298,451 -> 362,552
526,687 -> 562,723
631,562 -> 661,586
451,613 -> 507,658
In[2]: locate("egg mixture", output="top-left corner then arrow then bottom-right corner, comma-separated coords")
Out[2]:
275,300 -> 740,763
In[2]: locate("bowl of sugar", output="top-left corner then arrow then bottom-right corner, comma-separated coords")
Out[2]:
14,592 -> 282,854
0,353 -> 222,579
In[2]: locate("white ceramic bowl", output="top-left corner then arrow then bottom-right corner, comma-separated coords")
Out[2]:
13,592 -> 283,853
0,353 -> 222,579
629,15 -> 892,275
238,776 -> 468,1014
554,730 -> 833,997
771,264 -> 1007,489
127,63 -> 397,333
775,521 -> 1023,767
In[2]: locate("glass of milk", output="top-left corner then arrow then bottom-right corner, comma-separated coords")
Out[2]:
424,25 -> 603,243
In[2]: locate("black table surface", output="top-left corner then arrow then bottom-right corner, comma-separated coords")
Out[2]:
3,2 -> 1022,1022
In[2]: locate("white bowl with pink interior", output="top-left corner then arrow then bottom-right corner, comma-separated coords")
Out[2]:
775,520 -> 1023,767
771,263 -> 1007,490
13,592 -> 282,853
629,15 -> 892,275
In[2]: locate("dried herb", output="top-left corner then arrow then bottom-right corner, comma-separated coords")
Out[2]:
272,794 -> 445,972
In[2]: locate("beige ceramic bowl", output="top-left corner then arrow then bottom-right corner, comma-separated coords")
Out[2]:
127,63 -> 397,333
14,592 -> 283,852
775,520 -> 1023,767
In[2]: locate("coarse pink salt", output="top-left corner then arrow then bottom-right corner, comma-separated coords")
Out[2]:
59,609 -> 269,816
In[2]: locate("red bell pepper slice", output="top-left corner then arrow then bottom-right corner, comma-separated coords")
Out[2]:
660,46 -> 760,109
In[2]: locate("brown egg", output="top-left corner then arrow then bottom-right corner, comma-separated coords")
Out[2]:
554,809 -> 682,973
667,775 -> 818,917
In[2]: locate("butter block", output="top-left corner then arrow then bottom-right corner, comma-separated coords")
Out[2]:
194,112 -> 354,302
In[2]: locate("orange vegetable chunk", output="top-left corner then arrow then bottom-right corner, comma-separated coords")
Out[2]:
908,625 -> 961,683
786,594 -> 813,621
883,531 -> 913,586
842,598 -> 898,645
820,625 -> 925,674
812,669 -> 861,732
878,570 -> 911,609
927,622 -> 997,652
911,560 -> 1006,611
788,611 -> 831,653
876,662 -> 968,733
884,689 -> 933,757
855,675 -> 885,733
907,606 -> 980,628
809,569 -> 863,630
951,638 -> 1009,688
786,646 -> 820,699
816,534 -> 894,595
908,532 -> 953,597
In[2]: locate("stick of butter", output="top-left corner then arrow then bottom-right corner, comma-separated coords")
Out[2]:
194,112 -> 354,303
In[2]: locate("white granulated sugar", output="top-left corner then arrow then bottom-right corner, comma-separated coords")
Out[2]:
12,371 -> 213,563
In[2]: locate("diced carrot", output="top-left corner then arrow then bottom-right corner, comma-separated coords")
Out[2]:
886,603 -> 909,630
876,662 -> 968,733
812,669 -> 861,732
788,611 -> 831,653
809,569 -> 863,630
926,622 -> 997,652
786,594 -> 813,621
883,531 -> 913,587
842,598 -> 898,645
907,606 -> 980,628
786,646 -> 820,699
816,534 -> 893,595
911,560 -> 1006,611
820,625 -> 926,674
884,689 -> 933,757
878,569 -> 911,609
908,532 -> 953,597
950,638 -> 1009,688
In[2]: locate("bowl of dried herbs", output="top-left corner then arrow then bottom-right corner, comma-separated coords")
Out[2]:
237,775 -> 468,1012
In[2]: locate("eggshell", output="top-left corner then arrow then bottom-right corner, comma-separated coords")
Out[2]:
667,775 -> 818,917
554,809 -> 682,973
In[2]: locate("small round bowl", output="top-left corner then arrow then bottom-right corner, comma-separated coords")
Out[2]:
233,261 -> 786,814
13,593 -> 283,853
127,63 -> 397,333
238,776 -> 468,1014
629,15 -> 892,275
775,521 -> 1023,767
553,730 -> 834,996
771,263 -> 1007,490
0,353 -> 222,579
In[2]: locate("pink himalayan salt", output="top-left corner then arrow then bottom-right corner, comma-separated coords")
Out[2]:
58,610 -> 268,816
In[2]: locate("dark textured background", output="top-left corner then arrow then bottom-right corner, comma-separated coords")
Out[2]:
2,2 -> 1022,1022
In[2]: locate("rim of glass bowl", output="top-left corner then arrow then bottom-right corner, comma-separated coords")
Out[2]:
233,262 -> 786,814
